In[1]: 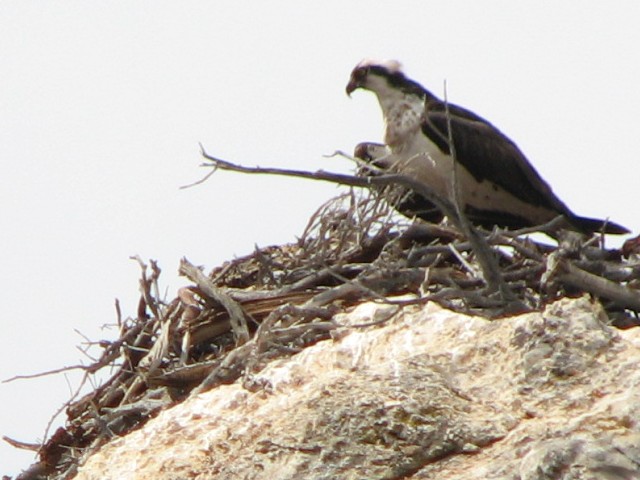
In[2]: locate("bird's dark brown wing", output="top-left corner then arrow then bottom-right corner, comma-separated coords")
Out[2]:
421,103 -> 571,213
420,103 -> 629,234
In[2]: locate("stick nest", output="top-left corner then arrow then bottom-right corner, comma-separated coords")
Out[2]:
9,190 -> 640,480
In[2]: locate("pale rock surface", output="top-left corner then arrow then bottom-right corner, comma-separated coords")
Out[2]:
74,297 -> 640,479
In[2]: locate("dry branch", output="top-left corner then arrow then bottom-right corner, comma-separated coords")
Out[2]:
196,147 -> 513,302
179,257 -> 251,344
8,153 -> 639,479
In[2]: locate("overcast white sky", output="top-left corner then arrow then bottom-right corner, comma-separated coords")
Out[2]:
2,1 -> 639,475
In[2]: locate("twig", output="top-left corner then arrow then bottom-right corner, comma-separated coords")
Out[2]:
115,298 -> 123,329
447,243 -> 477,276
548,255 -> 640,311
3,364 -> 95,383
179,257 -> 251,344
2,436 -> 40,451
130,255 -> 162,319
195,144 -> 521,306
39,370 -> 92,460
441,83 -> 514,299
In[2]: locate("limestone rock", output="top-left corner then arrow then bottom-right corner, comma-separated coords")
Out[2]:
74,297 -> 640,479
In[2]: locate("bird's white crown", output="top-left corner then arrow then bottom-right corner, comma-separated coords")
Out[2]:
355,58 -> 403,74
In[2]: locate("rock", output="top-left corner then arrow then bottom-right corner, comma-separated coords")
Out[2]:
74,297 -> 640,479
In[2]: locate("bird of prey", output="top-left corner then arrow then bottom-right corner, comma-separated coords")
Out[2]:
346,59 -> 629,234
354,141 -> 445,224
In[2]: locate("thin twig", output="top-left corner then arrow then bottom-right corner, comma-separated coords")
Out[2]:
441,83 -> 514,299
179,257 -> 251,344
4,364 -> 95,383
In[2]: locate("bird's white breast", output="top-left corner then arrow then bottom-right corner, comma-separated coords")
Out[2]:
379,93 -> 454,198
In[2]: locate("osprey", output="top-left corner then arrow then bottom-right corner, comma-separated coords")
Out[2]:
346,60 -> 629,234
354,141 -> 445,224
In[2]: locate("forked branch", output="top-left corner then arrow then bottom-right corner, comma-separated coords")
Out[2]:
193,145 -> 514,301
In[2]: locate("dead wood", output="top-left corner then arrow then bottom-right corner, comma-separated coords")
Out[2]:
179,257 -> 251,344
5,152 -> 639,480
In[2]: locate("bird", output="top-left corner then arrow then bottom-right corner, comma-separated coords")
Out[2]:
354,141 -> 445,224
346,59 -> 629,234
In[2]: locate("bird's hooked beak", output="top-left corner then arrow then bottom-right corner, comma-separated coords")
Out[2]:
346,68 -> 367,97
345,78 -> 359,97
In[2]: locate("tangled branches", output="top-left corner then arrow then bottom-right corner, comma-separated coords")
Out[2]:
6,151 -> 640,479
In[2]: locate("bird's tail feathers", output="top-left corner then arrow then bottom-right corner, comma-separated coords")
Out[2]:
572,215 -> 630,235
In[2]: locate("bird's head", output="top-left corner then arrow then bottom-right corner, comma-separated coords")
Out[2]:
346,59 -> 405,97
346,59 -> 431,100
353,142 -> 394,177
354,142 -> 389,163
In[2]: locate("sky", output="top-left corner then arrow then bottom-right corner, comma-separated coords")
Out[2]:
1,1 -> 639,475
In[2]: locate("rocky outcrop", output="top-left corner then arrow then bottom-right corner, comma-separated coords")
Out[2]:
74,297 -> 640,479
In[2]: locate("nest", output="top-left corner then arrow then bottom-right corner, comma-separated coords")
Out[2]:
8,189 -> 640,480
